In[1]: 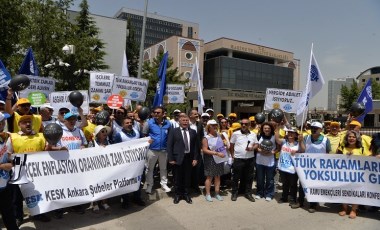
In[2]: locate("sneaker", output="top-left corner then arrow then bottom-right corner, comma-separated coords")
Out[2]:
215,194 -> 223,201
146,185 -> 153,194
205,194 -> 213,202
102,203 -> 110,210
308,208 -> 316,213
255,195 -> 261,200
161,184 -> 171,193
265,197 -> 272,201
92,204 -> 100,213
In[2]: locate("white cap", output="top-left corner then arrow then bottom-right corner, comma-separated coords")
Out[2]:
0,112 -> 10,122
284,126 -> 298,133
0,100 -> 5,105
201,113 -> 210,117
311,122 -> 323,129
94,125 -> 111,137
206,108 -> 214,113
173,109 -> 181,113
207,119 -> 218,125
40,103 -> 54,110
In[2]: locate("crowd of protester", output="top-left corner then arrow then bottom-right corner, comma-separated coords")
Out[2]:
1,90 -> 380,229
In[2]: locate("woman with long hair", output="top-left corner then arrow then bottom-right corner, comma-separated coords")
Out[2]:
336,130 -> 371,219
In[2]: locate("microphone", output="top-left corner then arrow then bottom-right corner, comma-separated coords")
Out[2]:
246,141 -> 251,150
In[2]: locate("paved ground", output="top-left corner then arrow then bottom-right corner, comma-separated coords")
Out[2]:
2,186 -> 379,230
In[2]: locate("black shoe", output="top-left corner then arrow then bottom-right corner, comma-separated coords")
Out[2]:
16,218 -> 23,227
133,199 -> 146,206
231,193 -> 238,201
121,202 -> 129,209
173,195 -> 180,204
291,202 -> 304,209
33,214 -> 51,222
244,194 -> 255,202
278,198 -> 288,203
184,195 -> 192,204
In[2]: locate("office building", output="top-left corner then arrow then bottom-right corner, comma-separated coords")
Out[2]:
115,8 -> 199,48
327,77 -> 355,111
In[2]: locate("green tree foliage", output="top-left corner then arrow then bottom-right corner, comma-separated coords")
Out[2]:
125,18 -> 139,77
142,52 -> 188,113
339,81 -> 360,112
371,80 -> 380,100
56,0 -> 108,90
0,0 -> 25,68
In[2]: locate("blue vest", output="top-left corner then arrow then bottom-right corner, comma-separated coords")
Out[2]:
148,118 -> 171,150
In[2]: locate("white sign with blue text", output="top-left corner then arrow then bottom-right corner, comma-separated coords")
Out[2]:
264,88 -> 303,113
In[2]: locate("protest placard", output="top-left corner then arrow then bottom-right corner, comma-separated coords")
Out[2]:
112,76 -> 148,102
50,90 -> 89,115
89,72 -> 114,103
293,153 -> 380,207
264,88 -> 303,113
19,76 -> 56,100
165,84 -> 185,104
19,138 -> 150,215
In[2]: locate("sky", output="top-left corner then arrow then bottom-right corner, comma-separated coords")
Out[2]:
71,0 -> 380,109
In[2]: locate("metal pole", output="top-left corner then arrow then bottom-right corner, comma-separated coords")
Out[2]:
137,0 -> 148,78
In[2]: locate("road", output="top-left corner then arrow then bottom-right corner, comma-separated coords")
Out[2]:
2,187 -> 379,230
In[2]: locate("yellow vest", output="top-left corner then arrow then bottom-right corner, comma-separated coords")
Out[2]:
82,121 -> 96,142
326,133 -> 342,154
337,146 -> 367,156
11,133 -> 46,154
13,112 -> 42,133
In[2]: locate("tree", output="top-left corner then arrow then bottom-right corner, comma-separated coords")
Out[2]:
339,81 -> 360,112
371,80 -> 380,100
125,17 -> 139,77
56,0 -> 108,90
142,52 -> 188,113
0,0 -> 25,68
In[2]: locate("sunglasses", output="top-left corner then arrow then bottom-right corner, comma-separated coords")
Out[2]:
116,111 -> 125,115
241,123 -> 249,125
20,104 -> 31,108
60,111 -> 69,115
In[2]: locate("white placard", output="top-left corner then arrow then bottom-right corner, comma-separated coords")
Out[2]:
264,88 -> 303,113
18,138 -> 150,215
89,72 -> 114,103
294,153 -> 380,207
112,76 -> 149,102
49,90 -> 89,115
19,76 -> 56,100
165,84 -> 185,104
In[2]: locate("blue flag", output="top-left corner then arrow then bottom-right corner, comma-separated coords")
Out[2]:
18,48 -> 39,76
153,52 -> 169,107
0,59 -> 12,100
356,79 -> 373,122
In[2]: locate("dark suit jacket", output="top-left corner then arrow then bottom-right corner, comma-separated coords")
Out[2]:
167,127 -> 199,165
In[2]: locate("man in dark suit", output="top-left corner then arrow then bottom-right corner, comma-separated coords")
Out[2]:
167,114 -> 199,204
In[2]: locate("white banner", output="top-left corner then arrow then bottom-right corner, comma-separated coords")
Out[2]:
112,76 -> 148,102
49,90 -> 89,115
294,153 -> 380,207
165,84 -> 185,104
19,76 -> 56,100
18,138 -> 150,215
264,88 -> 303,113
89,72 -> 115,103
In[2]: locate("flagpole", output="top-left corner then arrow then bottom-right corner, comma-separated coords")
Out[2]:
137,0 -> 148,79
300,43 -> 313,133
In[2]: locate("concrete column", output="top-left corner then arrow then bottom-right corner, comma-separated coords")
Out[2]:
228,50 -> 233,57
226,100 -> 232,115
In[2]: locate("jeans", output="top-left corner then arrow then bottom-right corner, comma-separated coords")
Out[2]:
256,164 -> 275,198
145,149 -> 168,188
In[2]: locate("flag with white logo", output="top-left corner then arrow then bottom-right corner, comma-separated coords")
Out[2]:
19,48 -> 39,76
356,79 -> 372,122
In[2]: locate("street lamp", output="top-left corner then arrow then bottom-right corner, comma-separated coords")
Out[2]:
62,44 -> 75,55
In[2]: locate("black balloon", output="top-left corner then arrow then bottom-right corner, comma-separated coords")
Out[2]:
260,139 -> 274,152
8,74 -> 30,92
255,113 -> 266,124
95,110 -> 110,125
269,109 -> 284,123
43,123 -> 63,145
68,91 -> 84,107
350,102 -> 365,117
138,107 -> 150,120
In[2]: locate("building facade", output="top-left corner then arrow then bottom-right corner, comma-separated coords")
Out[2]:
327,77 -> 355,111
188,38 -> 300,118
115,8 -> 199,48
